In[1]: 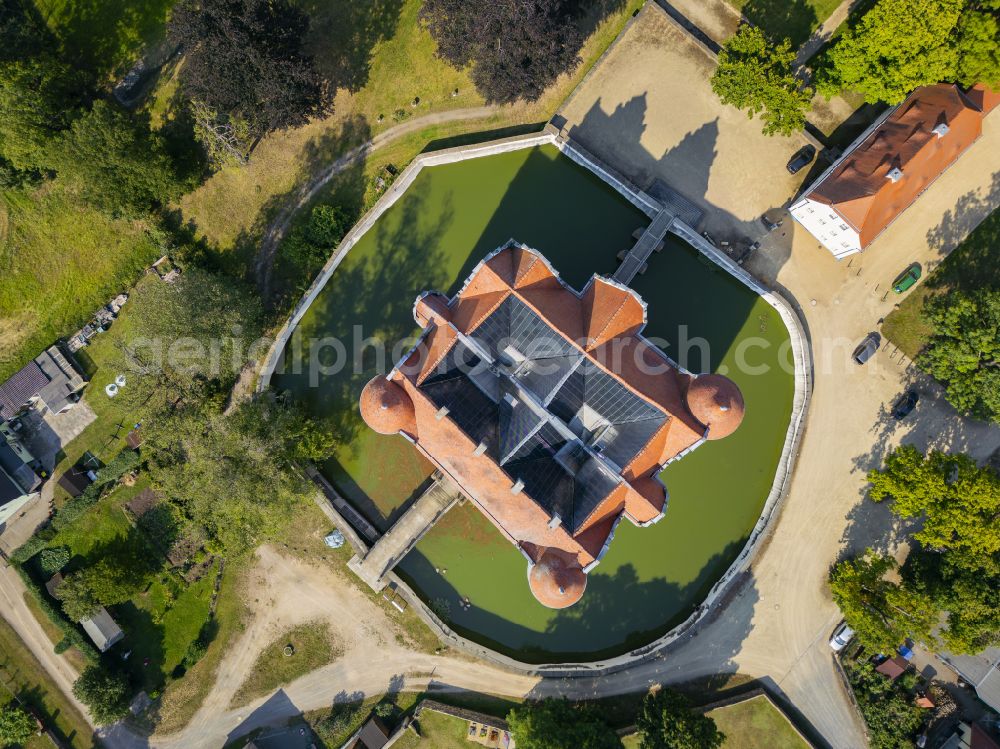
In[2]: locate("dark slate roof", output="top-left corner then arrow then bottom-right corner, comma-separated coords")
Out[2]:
357,717 -> 390,749
418,295 -> 666,533
0,441 -> 41,505
0,360 -> 48,420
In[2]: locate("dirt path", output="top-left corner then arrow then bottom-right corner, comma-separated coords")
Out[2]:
254,106 -> 496,301
0,564 -> 91,719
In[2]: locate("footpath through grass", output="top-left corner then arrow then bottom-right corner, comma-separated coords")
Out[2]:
883,207 -> 1000,359
0,615 -> 95,749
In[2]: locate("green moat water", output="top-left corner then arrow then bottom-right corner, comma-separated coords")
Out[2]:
273,144 -> 794,660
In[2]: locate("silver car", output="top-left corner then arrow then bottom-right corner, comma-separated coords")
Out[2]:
830,622 -> 855,652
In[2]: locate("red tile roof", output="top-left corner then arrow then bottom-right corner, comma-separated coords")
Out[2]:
360,243 -> 745,607
807,84 -> 989,248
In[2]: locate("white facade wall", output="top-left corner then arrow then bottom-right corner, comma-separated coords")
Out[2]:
789,197 -> 862,259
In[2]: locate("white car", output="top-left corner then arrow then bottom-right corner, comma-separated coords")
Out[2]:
829,622 -> 855,652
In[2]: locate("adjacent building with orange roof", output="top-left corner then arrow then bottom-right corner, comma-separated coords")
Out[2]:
791,83 -> 998,259
360,242 -> 745,608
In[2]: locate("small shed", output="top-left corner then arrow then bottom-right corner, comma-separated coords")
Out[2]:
875,656 -> 909,681
58,465 -> 93,498
352,717 -> 391,749
80,607 -> 124,652
45,572 -> 64,598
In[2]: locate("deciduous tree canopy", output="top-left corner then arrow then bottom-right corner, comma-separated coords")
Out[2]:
917,290 -> 1000,424
0,705 -> 35,745
818,0 -> 1000,104
506,698 -> 621,749
711,25 -> 812,136
832,446 -> 1000,654
420,0 -> 584,104
73,666 -> 132,725
46,100 -> 185,215
636,688 -> 725,749
169,0 -> 331,144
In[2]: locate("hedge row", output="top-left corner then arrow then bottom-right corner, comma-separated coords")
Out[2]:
14,565 -> 99,664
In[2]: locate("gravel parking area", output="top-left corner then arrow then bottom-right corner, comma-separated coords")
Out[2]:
557,3 -> 812,240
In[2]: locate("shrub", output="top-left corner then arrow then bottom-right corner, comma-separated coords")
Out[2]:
73,665 -> 132,725
14,566 -> 98,663
39,546 -> 71,575
10,535 -> 47,564
94,448 -> 141,486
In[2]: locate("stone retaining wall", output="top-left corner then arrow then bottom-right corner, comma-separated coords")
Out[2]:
259,128 -> 813,677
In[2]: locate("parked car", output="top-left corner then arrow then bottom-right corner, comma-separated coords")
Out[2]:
892,390 -> 919,419
892,263 -> 922,293
830,622 -> 855,652
852,332 -> 881,365
786,145 -> 816,174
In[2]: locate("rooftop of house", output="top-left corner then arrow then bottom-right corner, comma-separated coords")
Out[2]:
0,440 -> 41,507
807,83 -> 992,247
0,346 -> 87,420
360,242 -> 745,608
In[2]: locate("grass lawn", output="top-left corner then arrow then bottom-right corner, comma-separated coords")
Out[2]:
174,0 -> 643,271
275,145 -> 794,660
706,694 -> 809,749
0,188 -> 162,383
0,615 -> 95,749
883,206 -> 1000,358
33,0 -> 174,78
394,709 -> 487,749
229,621 -> 341,708
37,480 -> 216,692
726,0 -> 844,46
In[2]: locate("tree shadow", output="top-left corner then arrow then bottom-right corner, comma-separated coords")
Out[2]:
923,171 -> 1000,285
740,0 -> 819,47
37,0 -> 173,77
399,541 -> 757,663
271,178 -> 454,446
298,0 -> 405,94
225,688 -> 303,745
839,366 -> 1000,559
237,114 -> 374,306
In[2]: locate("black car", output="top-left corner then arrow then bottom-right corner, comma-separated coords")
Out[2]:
892,390 -> 919,419
852,332 -> 881,365
786,145 -> 816,175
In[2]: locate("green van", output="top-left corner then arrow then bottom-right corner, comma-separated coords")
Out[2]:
892,263 -> 922,293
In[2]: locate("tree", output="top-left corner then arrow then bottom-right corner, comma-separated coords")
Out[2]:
0,56 -> 79,172
917,290 -> 1000,424
829,551 -> 937,652
636,688 -> 724,749
869,445 -> 1000,565
506,698 -> 620,749
420,0 -> 584,104
956,4 -> 1000,88
0,704 -> 35,745
846,661 -> 924,749
108,267 -> 265,417
38,546 -> 70,575
47,100 -> 183,215
711,25 -> 812,136
189,99 -> 251,168
815,0 -> 997,104
144,397 -> 329,554
57,573 -> 101,621
73,666 -> 131,725
169,0 -> 331,143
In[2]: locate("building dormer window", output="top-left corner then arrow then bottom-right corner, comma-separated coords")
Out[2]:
886,167 -> 903,183
932,122 -> 949,138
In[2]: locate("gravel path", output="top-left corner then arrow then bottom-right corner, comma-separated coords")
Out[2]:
253,106 -> 496,301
